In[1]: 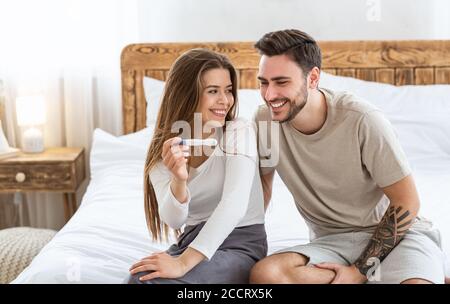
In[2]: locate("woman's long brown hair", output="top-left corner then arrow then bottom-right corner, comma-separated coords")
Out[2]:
143,49 -> 238,241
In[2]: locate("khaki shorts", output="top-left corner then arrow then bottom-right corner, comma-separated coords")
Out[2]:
276,219 -> 446,284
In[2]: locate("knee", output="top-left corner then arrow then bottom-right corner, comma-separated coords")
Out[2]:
127,272 -> 145,284
401,278 -> 433,284
249,258 -> 287,284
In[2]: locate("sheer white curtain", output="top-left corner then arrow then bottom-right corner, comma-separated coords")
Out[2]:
0,0 -> 140,229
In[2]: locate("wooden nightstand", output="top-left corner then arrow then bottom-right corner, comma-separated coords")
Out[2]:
0,147 -> 86,222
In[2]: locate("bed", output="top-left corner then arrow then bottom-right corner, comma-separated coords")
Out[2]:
13,40 -> 450,283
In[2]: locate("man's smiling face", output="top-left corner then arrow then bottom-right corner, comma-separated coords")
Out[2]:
258,54 -> 309,123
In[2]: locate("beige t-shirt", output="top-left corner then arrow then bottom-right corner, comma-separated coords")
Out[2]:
254,88 -> 411,239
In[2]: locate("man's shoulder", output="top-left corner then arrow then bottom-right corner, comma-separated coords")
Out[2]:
323,88 -> 380,116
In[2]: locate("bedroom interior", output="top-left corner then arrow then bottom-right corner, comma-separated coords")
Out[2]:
0,0 -> 449,285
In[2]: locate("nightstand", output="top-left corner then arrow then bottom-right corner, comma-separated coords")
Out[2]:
0,147 -> 86,222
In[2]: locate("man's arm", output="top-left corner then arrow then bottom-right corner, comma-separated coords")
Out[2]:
260,170 -> 275,211
354,175 -> 420,279
316,175 -> 420,283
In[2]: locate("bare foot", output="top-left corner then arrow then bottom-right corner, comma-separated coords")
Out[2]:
446,277 -> 450,284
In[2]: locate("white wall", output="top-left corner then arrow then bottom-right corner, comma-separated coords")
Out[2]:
138,0 -> 450,42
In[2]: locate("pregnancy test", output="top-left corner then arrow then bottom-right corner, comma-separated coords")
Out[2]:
180,138 -> 218,147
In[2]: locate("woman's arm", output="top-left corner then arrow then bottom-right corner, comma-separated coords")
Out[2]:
132,122 -> 260,281
130,247 -> 206,281
170,178 -> 189,203
150,137 -> 191,229
188,121 -> 260,260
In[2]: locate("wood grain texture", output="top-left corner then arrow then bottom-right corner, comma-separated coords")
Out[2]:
320,40 -> 450,68
0,147 -> 85,193
145,70 -> 166,81
121,40 -> 450,134
376,69 -> 395,84
436,67 -> 450,84
240,70 -> 259,89
0,164 -> 72,191
356,69 -> 376,82
122,69 -> 137,134
135,71 -> 146,131
121,43 -> 261,71
337,68 -> 356,78
415,68 -> 434,85
395,68 -> 414,85
74,150 -> 86,191
322,69 -> 336,75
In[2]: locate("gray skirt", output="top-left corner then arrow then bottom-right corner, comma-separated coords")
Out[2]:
128,222 -> 267,284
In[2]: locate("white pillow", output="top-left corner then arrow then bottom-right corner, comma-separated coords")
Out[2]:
237,89 -> 265,120
145,73 -> 450,169
320,72 -> 450,172
90,127 -> 153,179
143,77 -> 264,125
143,77 -> 165,126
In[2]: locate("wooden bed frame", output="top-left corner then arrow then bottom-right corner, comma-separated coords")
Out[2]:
121,40 -> 450,134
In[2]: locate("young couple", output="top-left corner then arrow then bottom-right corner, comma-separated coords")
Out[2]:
127,29 -> 446,284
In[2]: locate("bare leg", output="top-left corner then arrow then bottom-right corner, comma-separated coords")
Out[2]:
446,277 -> 450,284
250,252 -> 335,284
401,278 -> 433,284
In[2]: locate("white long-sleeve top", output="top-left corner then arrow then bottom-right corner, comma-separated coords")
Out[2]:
149,118 -> 265,260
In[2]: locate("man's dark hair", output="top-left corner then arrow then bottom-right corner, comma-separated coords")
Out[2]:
254,29 -> 322,76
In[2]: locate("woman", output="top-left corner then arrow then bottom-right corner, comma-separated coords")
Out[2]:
127,49 -> 267,284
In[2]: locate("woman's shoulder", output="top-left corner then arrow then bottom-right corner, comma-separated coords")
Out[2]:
222,118 -> 258,157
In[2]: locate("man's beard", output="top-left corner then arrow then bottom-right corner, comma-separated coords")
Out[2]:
279,84 -> 308,123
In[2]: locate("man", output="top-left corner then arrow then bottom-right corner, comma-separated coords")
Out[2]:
250,29 -> 446,284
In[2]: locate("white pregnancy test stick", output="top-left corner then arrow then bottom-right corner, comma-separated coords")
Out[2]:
180,138 -> 218,146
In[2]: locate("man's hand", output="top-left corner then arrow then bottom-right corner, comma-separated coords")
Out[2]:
315,263 -> 367,284
129,252 -> 188,282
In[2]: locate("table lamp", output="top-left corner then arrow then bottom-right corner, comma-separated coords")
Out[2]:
16,95 -> 46,153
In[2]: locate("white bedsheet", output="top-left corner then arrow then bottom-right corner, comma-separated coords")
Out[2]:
11,131 -> 450,283
12,168 -> 450,283
10,165 -> 307,283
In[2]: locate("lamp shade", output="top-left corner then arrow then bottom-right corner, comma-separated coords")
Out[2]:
16,95 -> 46,126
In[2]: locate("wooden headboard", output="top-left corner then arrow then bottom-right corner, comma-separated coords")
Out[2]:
121,40 -> 450,134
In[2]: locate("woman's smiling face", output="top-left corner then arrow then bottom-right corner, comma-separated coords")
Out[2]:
196,68 -> 235,126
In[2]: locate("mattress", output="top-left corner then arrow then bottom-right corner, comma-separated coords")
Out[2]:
12,129 -> 450,283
